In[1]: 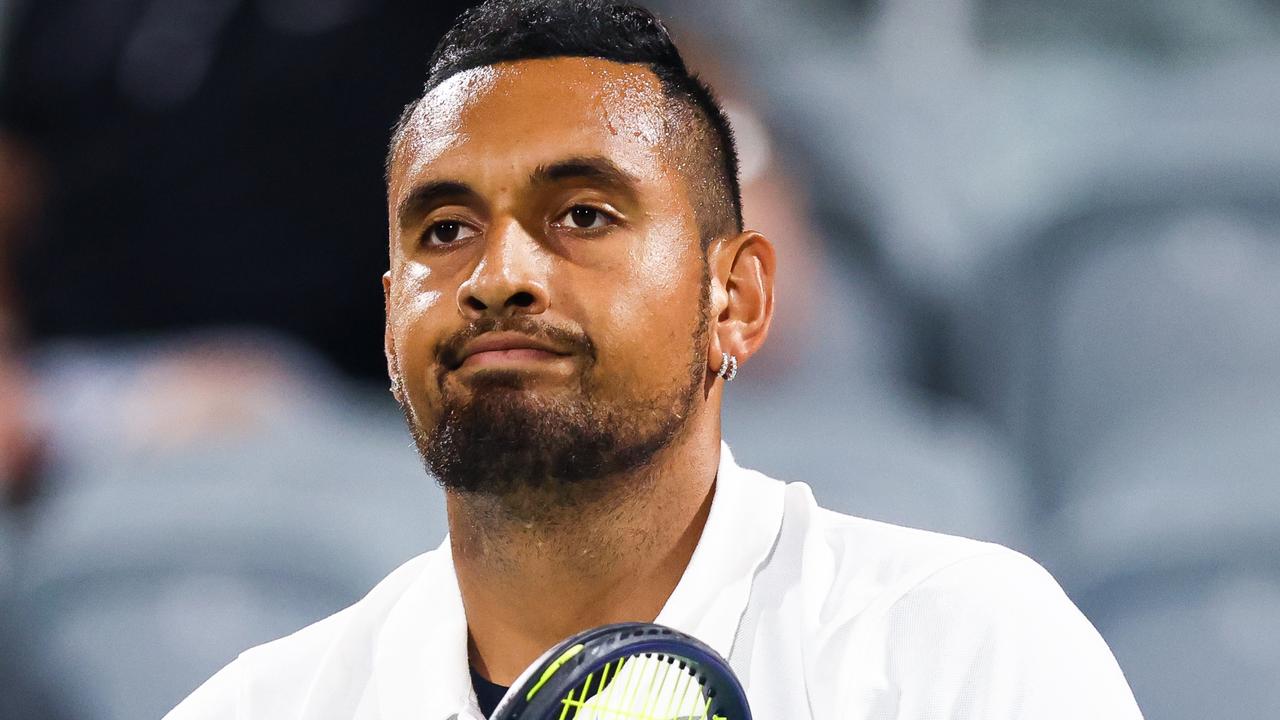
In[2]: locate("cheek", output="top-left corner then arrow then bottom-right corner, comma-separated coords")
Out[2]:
395,263 -> 445,318
389,263 -> 447,388
581,224 -> 706,386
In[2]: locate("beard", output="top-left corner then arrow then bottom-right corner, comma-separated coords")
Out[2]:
397,278 -> 710,505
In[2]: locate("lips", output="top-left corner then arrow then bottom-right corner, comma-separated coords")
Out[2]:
452,332 -> 571,370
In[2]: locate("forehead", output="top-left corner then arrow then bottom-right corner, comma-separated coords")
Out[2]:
389,57 -> 673,201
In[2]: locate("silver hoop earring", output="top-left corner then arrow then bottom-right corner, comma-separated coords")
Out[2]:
716,352 -> 739,381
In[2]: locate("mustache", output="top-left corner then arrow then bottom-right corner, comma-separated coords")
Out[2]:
436,316 -> 597,371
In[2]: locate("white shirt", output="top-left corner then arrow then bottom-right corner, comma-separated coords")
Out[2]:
165,444 -> 1142,719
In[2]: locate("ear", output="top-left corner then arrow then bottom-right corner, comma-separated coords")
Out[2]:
706,231 -> 775,376
382,271 -> 404,403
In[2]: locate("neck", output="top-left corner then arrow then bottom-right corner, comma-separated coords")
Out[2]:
449,425 -> 721,686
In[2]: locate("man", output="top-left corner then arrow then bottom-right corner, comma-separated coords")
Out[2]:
167,1 -> 1142,718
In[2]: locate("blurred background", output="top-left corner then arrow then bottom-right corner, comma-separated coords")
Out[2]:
0,0 -> 1277,718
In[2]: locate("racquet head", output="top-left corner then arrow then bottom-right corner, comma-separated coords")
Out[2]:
489,621 -> 751,720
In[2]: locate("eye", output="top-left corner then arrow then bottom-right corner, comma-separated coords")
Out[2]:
556,205 -> 614,230
423,220 -> 478,246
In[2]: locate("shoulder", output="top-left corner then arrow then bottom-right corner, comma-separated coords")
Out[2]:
769,480 -> 1016,619
862,547 -> 1141,716
163,549 -> 439,720
782,481 -> 1096,648
773,485 -> 1140,717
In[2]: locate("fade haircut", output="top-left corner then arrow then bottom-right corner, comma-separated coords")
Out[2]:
386,0 -> 743,247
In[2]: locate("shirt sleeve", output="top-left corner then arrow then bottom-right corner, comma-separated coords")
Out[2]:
163,658 -> 243,720
869,549 -> 1143,719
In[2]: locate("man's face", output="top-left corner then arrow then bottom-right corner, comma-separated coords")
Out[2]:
384,57 -> 711,496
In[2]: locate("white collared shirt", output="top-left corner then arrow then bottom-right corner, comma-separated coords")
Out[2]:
166,444 -> 1142,719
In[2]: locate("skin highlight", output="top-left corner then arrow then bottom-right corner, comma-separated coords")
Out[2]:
383,57 -> 776,685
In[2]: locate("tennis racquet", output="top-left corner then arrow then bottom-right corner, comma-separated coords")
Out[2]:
489,622 -> 751,720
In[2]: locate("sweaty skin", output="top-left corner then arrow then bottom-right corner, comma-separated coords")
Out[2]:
383,57 -> 775,685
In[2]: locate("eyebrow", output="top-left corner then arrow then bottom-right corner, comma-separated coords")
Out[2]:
395,180 -> 476,229
530,156 -> 640,194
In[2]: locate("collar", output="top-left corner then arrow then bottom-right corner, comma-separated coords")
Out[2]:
372,441 -> 785,720
654,442 -> 785,656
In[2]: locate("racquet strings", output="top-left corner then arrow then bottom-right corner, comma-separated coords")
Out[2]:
554,652 -> 721,720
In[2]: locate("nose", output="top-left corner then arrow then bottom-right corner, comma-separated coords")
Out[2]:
456,218 -> 550,319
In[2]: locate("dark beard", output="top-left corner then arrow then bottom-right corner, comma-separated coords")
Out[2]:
418,367 -> 700,497
399,280 -> 709,501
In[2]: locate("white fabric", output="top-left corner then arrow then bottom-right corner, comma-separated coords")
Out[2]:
165,444 -> 1142,719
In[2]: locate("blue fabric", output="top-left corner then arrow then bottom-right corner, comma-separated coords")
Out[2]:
470,665 -> 509,719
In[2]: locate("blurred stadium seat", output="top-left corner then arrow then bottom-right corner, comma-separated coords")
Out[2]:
724,377 -> 1032,551
1077,560 -> 1280,720
0,624 -> 62,720
1052,385 -> 1280,574
976,0 -> 1280,56
954,202 -> 1280,509
0,507 -> 11,589
12,565 -> 350,720
1047,385 -> 1280,719
6,343 -> 446,719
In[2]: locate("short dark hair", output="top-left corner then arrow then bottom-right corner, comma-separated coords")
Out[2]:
387,0 -> 743,246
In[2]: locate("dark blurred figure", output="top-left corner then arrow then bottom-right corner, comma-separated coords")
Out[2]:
0,0 -> 475,380
0,139 -> 42,503
1,4 -> 472,713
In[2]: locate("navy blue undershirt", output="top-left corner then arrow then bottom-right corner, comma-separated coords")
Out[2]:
470,665 -> 509,718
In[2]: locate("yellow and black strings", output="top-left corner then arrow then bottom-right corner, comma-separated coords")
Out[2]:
555,653 -> 716,720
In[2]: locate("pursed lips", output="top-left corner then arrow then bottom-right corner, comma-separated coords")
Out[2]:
455,332 -> 572,369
